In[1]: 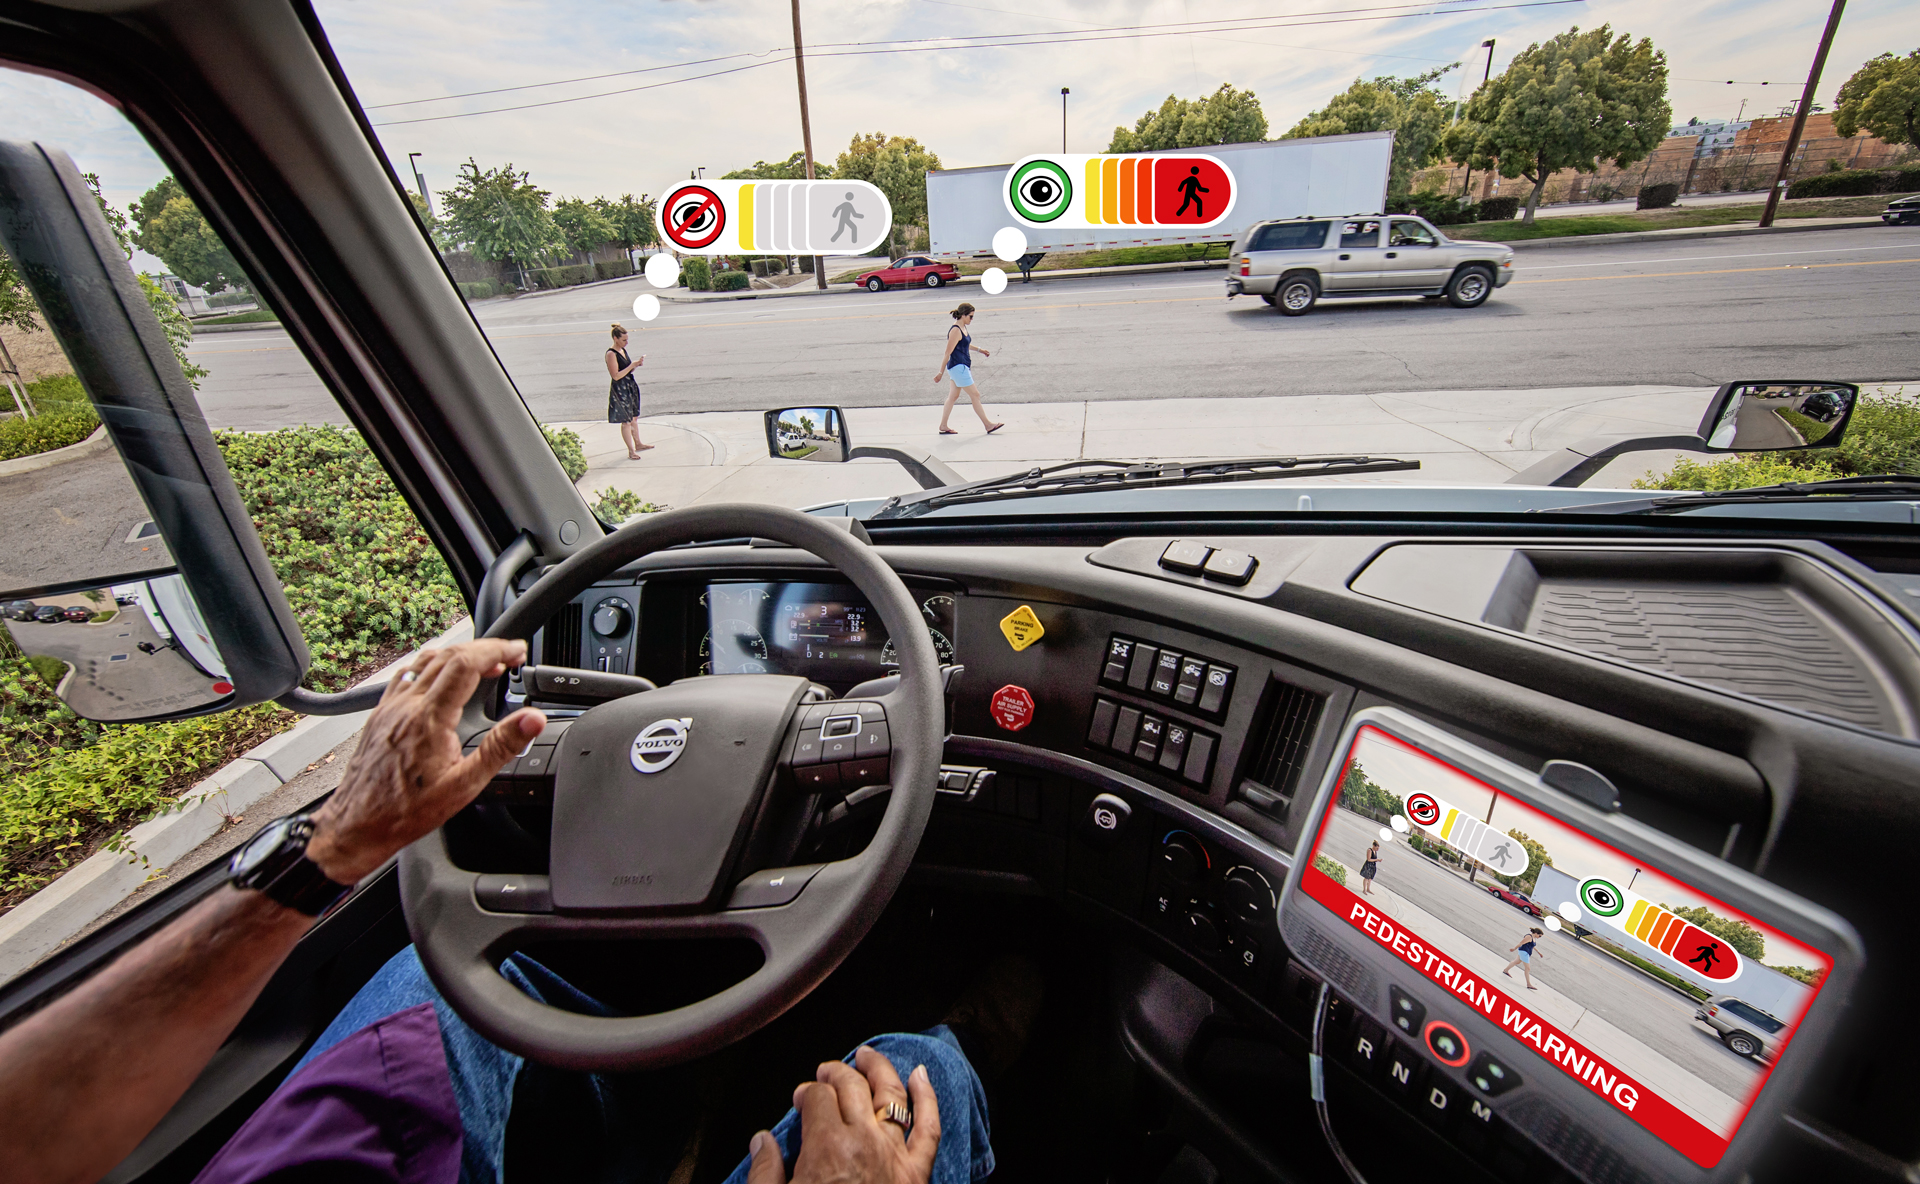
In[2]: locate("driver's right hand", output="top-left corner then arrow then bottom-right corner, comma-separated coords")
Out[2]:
747,1045 -> 942,1184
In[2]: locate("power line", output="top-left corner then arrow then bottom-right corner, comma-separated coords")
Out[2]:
1676,77 -> 1798,86
370,0 -> 1580,127
364,50 -> 784,109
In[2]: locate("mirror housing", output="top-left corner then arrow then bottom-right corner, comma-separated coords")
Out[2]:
0,142 -> 308,719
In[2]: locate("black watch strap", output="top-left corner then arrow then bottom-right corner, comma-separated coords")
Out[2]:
229,813 -> 353,916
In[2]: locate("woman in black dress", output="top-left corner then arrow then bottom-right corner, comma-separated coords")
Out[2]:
1360,840 -> 1380,895
606,323 -> 649,459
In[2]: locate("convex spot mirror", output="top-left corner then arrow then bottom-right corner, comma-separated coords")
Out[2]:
765,406 -> 849,463
0,142 -> 307,722
1700,381 -> 1857,452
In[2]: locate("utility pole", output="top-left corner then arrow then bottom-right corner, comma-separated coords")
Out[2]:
1759,0 -> 1846,228
1061,88 -> 1070,152
406,152 -> 432,216
1460,40 -> 1496,200
792,0 -> 827,289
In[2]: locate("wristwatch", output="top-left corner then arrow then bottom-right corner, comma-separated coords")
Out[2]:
227,812 -> 353,916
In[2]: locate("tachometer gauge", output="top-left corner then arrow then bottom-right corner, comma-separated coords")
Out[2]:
881,628 -> 955,666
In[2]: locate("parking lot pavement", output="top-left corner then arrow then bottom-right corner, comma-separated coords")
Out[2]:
1317,807 -> 1763,1134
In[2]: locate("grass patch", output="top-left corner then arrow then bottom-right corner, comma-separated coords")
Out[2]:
1584,935 -> 1711,1001
1635,386 -> 1920,491
0,375 -> 101,462
1461,192 -> 1912,242
1773,406 -> 1827,445
191,309 -> 279,326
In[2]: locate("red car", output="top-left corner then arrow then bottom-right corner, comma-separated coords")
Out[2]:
856,255 -> 959,292
1486,884 -> 1545,916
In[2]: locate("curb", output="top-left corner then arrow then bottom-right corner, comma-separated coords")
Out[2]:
657,257 -> 1233,303
1501,217 -> 1888,252
0,425 -> 110,476
0,616 -> 475,982
189,320 -> 283,335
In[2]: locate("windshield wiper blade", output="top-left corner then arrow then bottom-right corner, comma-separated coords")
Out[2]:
1538,475 -> 1920,516
868,455 -> 1422,520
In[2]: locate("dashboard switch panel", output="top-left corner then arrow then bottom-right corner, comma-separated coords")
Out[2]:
1101,633 -> 1235,721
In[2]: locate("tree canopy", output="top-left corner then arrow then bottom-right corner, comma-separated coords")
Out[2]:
1284,65 -> 1458,196
552,197 -> 617,257
723,151 -> 834,181
1662,903 -> 1766,960
831,134 -> 941,230
1442,25 -> 1671,223
131,176 -> 253,293
1108,84 -> 1268,152
437,160 -> 566,275
1834,50 -> 1920,151
591,194 -> 657,251
1338,761 -> 1404,818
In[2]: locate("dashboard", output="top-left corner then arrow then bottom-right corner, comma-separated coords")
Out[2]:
508,530 -> 1920,1184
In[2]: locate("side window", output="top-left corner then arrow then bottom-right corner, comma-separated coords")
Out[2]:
1724,1001 -> 1785,1032
1249,221 -> 1330,251
1389,219 -> 1437,247
1339,220 -> 1381,249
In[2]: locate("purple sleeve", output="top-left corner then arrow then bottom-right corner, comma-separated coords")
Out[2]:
192,1002 -> 461,1184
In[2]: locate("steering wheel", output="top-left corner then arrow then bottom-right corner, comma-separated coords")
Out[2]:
399,504 -> 944,1071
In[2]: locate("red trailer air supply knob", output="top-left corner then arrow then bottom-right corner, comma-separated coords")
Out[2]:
990,684 -> 1035,731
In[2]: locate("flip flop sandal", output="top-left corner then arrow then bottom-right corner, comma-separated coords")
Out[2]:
939,428 -> 958,435
986,423 -> 1004,434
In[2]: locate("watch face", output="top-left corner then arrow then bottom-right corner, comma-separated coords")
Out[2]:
230,815 -> 297,879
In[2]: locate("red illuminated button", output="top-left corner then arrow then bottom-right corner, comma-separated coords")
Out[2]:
1424,1020 -> 1471,1067
990,684 -> 1035,731
1153,157 -> 1232,225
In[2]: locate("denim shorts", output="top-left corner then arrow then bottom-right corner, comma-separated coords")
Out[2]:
946,364 -> 974,387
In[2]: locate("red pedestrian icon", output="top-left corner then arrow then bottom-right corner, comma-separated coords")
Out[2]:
1153,157 -> 1232,225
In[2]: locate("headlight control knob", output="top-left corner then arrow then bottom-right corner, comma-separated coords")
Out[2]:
591,600 -> 631,637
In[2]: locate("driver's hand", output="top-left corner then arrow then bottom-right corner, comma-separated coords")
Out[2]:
747,1046 -> 941,1184
306,639 -> 545,883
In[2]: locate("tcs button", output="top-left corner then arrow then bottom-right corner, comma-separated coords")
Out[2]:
989,684 -> 1035,731
1424,1020 -> 1470,1067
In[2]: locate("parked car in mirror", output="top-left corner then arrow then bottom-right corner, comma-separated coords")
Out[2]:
61,605 -> 96,623
32,605 -> 64,623
4,599 -> 36,621
856,256 -> 960,292
1226,214 -> 1515,316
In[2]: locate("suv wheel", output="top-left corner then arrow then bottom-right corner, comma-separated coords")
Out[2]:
1277,274 -> 1319,316
1723,1031 -> 1761,1058
1447,266 -> 1494,308
925,272 -> 944,288
866,277 -> 885,292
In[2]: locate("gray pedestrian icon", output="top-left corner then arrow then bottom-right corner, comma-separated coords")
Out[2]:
830,192 -> 864,243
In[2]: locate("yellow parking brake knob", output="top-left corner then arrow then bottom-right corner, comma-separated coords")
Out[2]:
999,605 -> 1045,652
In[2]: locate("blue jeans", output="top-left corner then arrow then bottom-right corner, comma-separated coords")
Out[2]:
294,947 -> 993,1184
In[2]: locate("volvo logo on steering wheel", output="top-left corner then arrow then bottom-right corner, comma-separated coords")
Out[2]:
630,717 -> 693,774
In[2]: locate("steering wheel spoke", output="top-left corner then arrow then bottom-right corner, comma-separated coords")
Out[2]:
400,505 -> 942,1070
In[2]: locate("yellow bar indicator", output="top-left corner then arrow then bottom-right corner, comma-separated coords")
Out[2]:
1084,158 -> 1103,224
1626,899 -> 1648,936
1102,157 -> 1118,225
1440,808 -> 1459,840
738,185 -> 756,250
1635,902 -> 1662,941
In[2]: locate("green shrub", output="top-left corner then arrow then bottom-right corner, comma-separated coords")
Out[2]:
1477,195 -> 1521,221
1894,168 -> 1920,192
1638,386 -> 1920,488
0,375 -> 101,462
1633,451 -> 1847,491
1636,182 -> 1680,210
683,257 -> 712,291
712,270 -> 751,292
205,290 -> 256,308
1313,854 -> 1348,887
590,487 -> 664,524
1786,169 -> 1894,200
458,279 -> 499,300
592,259 -> 634,281
528,263 -> 593,290
1388,190 -> 1477,224
541,424 -> 587,482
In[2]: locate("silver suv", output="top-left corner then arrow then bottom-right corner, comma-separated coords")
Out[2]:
1695,995 -> 1791,1062
1224,214 -> 1516,315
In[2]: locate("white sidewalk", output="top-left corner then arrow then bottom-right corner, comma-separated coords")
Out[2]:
566,384 -> 1732,510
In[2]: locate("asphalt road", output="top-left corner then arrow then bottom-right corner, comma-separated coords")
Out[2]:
1318,807 -> 1764,1108
185,225 -> 1920,431
0,448 -> 171,594
7,606 -> 219,720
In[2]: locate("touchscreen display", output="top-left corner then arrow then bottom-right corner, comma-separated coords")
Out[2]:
1298,725 -> 1833,1169
698,582 -> 955,684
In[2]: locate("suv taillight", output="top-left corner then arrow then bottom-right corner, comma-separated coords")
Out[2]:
1239,258 -> 1250,276
1709,1006 -> 1719,1015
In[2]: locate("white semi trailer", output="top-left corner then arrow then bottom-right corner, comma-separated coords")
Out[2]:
926,130 -> 1394,260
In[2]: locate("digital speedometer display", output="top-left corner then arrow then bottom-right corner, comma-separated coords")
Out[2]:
698,582 -> 956,685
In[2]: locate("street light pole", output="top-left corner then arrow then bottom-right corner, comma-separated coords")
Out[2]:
1061,87 -> 1070,152
792,0 -> 827,289
406,152 -> 432,216
1460,40 -> 1495,200
1758,0 -> 1847,228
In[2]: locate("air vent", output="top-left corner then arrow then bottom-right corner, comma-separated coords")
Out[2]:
544,604 -> 584,669
1237,676 -> 1327,809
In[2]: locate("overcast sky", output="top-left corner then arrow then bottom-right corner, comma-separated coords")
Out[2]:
6,0 -> 1919,272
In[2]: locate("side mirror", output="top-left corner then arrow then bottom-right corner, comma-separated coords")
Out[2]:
0,142 -> 308,721
1698,381 -> 1856,452
763,405 -> 848,463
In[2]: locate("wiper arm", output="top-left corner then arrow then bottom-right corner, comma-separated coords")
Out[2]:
868,455 -> 1421,520
1539,475 -> 1920,516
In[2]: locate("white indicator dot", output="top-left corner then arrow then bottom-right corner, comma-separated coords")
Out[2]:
1390,814 -> 1409,833
980,267 -> 1009,295
992,226 -> 1028,262
1544,915 -> 1563,932
631,293 -> 661,322
644,253 -> 680,288
1557,901 -> 1581,922
1378,827 -> 1395,843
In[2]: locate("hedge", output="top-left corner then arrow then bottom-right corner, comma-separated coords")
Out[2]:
1477,195 -> 1521,221
683,257 -> 713,291
593,259 -> 634,282
1636,182 -> 1680,210
1387,191 -> 1477,225
528,264 -> 593,290
1785,168 -> 1920,200
458,279 -> 500,300
0,376 -> 99,462
1635,385 -> 1917,490
711,270 -> 752,291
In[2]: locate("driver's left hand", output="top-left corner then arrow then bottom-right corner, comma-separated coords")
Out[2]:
747,1045 -> 942,1184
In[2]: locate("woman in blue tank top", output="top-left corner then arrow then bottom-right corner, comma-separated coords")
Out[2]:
935,302 -> 1003,435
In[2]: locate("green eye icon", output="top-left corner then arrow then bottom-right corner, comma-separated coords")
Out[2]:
1009,160 -> 1073,223
1580,879 -> 1624,917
